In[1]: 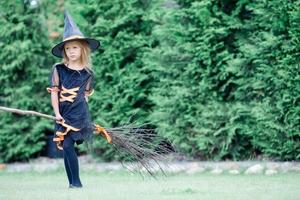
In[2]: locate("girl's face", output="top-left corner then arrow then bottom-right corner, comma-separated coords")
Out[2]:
64,40 -> 82,62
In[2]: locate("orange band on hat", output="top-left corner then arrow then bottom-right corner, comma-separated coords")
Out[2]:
63,35 -> 85,42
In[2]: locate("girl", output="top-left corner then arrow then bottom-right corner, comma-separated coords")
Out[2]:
47,11 -> 100,188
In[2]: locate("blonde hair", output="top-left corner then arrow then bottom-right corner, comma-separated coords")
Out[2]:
62,39 -> 92,73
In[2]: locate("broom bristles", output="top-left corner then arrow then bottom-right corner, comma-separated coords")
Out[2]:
98,123 -> 174,178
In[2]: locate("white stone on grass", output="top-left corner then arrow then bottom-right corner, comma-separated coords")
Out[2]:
265,169 -> 278,175
210,168 -> 223,174
245,164 -> 264,174
187,167 -> 205,174
33,163 -> 59,172
6,164 -> 32,173
228,169 -> 240,175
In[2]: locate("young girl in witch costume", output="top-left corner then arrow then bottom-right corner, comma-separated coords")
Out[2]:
48,11 -> 100,188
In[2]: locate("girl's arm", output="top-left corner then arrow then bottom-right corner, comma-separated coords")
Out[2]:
51,91 -> 63,121
48,65 -> 63,121
85,74 -> 94,102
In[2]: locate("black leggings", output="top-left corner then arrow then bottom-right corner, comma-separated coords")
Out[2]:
63,136 -> 82,187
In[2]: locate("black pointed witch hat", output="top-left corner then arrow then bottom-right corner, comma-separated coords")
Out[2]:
51,10 -> 100,58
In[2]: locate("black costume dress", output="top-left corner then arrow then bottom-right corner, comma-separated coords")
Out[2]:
47,63 -> 94,150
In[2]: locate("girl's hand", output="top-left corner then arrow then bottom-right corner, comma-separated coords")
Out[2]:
55,113 -> 64,122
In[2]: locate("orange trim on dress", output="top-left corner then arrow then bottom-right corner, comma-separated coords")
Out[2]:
47,86 -> 60,93
85,89 -> 94,97
53,119 -> 80,150
59,85 -> 80,103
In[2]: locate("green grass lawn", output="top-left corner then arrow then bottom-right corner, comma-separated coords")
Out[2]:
0,170 -> 299,200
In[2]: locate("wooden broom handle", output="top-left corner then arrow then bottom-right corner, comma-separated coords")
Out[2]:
0,106 -> 57,121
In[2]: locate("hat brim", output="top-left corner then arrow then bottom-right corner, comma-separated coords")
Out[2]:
51,38 -> 100,58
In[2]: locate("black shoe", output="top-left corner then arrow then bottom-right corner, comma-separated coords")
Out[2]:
69,184 -> 83,189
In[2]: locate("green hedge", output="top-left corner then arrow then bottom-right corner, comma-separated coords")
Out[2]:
0,1 -> 54,162
146,0 -> 300,160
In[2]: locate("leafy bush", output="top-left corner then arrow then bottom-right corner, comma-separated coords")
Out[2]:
146,0 -> 300,160
0,1 -> 53,162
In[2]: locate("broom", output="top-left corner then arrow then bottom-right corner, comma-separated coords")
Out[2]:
0,106 -> 173,177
